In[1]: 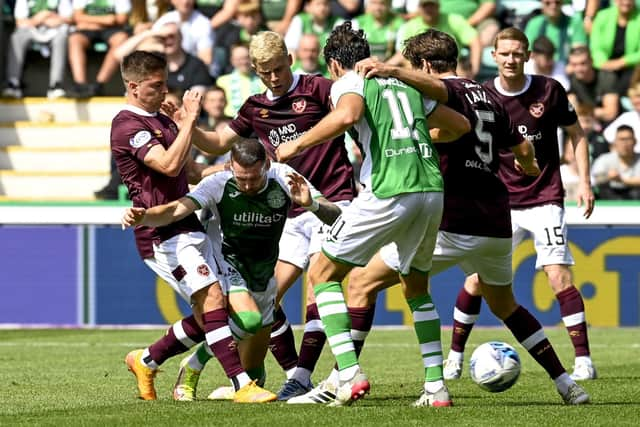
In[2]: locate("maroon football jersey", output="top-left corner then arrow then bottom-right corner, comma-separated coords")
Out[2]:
229,73 -> 356,217
484,75 -> 577,209
111,106 -> 204,259
436,77 -> 520,238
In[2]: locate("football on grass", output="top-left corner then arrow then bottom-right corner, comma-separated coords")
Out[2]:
469,341 -> 521,392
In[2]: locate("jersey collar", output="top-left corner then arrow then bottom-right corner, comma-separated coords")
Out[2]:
266,73 -> 301,101
493,74 -> 532,97
121,104 -> 158,117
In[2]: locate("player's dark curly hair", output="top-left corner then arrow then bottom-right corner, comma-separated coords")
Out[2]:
231,138 -> 267,167
323,21 -> 370,70
403,29 -> 458,73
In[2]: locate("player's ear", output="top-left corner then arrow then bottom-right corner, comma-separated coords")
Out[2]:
287,53 -> 293,66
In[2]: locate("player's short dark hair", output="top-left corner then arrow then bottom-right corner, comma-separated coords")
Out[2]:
403,29 -> 458,72
494,27 -> 529,51
323,21 -> 370,70
231,138 -> 267,167
121,50 -> 167,84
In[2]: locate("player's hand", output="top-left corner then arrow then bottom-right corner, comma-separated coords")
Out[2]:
276,141 -> 301,162
355,57 -> 393,79
514,158 -> 541,176
121,207 -> 146,229
286,171 -> 312,207
576,181 -> 595,219
160,100 -> 185,124
182,89 -> 203,121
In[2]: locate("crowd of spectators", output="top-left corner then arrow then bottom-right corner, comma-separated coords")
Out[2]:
1,0 -> 640,200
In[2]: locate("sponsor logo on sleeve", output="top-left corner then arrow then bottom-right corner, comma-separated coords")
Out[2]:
129,130 -> 152,148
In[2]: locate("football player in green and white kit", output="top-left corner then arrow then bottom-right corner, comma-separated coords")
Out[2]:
276,22 -> 470,406
122,138 -> 342,399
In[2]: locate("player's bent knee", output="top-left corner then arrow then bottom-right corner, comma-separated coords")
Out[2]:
232,310 -> 263,336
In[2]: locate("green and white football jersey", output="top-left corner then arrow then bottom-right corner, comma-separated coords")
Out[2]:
187,163 -> 321,292
331,71 -> 443,199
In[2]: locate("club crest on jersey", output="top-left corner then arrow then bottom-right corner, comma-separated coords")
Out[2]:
259,109 -> 269,118
529,102 -> 545,118
292,98 -> 307,113
129,130 -> 152,148
197,264 -> 210,277
267,189 -> 286,209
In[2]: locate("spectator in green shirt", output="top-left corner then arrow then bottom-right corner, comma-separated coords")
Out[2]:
392,0 -> 482,78
351,0 -> 404,61
438,0 -> 498,47
590,0 -> 640,95
524,0 -> 588,65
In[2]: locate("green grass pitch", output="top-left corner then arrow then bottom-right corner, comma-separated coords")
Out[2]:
0,327 -> 638,426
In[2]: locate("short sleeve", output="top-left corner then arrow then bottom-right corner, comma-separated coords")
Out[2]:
270,163 -> 322,200
229,103 -> 254,137
187,172 -> 229,209
551,81 -> 578,128
330,72 -> 364,109
423,97 -> 437,116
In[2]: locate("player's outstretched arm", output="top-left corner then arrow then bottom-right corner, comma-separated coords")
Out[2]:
276,93 -> 364,162
122,197 -> 199,229
286,171 -> 342,225
565,121 -> 595,218
355,58 -> 448,103
511,140 -> 540,176
427,105 -> 471,142
191,125 -> 242,156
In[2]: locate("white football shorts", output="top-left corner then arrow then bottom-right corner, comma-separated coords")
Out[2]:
144,231 -> 222,303
511,203 -> 574,270
380,231 -> 513,286
322,191 -> 443,275
278,200 -> 351,269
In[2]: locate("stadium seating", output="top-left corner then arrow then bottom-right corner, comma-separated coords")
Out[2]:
0,97 -> 122,200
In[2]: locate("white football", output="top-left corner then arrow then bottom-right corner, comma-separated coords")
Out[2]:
469,341 -> 521,392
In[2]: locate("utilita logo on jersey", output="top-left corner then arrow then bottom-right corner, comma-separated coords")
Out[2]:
233,212 -> 284,227
268,124 -> 307,147
517,125 -> 542,142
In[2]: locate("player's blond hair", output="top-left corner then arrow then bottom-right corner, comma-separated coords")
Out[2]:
249,31 -> 288,65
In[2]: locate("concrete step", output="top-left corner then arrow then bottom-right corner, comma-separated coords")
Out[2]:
0,97 -> 124,122
0,122 -> 111,147
0,146 -> 111,172
0,171 -> 110,199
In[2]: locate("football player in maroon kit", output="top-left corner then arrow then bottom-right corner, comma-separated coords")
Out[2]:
350,28 -> 590,405
440,27 -> 597,384
172,30 -> 365,401
113,51 -> 276,403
